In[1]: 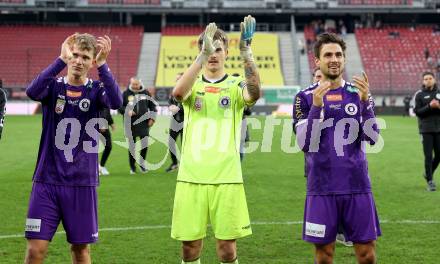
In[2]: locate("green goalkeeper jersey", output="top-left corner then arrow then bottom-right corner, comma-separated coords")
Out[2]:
177,74 -> 250,184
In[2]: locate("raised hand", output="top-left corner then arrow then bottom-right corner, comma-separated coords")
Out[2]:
239,15 -> 256,61
60,34 -> 77,63
198,23 -> 217,65
312,81 -> 331,107
353,71 -> 370,102
96,35 -> 112,67
429,99 -> 440,109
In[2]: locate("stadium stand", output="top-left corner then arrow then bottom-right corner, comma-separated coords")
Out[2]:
161,25 -> 204,36
0,25 -> 143,87
0,0 -> 25,3
88,0 -> 160,4
356,26 -> 440,94
304,24 -> 440,94
338,0 -> 412,5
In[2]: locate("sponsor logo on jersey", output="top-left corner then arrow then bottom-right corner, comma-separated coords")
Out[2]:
205,86 -> 221,93
55,98 -> 66,114
305,222 -> 326,238
219,96 -> 231,108
68,99 -> 79,105
25,218 -> 41,232
295,96 -> 303,119
66,90 -> 82,98
79,98 -> 91,112
194,96 -> 203,111
345,103 -> 358,116
329,103 -> 342,110
346,85 -> 359,93
326,94 -> 342,101
242,224 -> 251,230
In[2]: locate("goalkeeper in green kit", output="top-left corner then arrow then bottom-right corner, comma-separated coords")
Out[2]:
171,16 -> 261,264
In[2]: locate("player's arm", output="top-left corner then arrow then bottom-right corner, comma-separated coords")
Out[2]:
118,90 -> 128,115
173,23 -> 218,102
26,34 -> 75,101
0,89 -> 6,140
353,72 -> 380,145
146,90 -> 158,127
96,35 -> 123,110
294,82 -> 331,152
240,15 -> 261,104
413,90 -> 436,118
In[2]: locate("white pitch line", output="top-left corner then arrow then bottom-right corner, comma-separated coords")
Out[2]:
1,220 -> 439,240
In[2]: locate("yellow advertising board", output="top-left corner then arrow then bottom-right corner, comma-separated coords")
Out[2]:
155,33 -> 285,87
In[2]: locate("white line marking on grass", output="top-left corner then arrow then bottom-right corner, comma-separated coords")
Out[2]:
1,220 -> 439,240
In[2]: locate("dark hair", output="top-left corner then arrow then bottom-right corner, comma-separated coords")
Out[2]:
313,32 -> 346,58
198,28 -> 229,51
422,71 -> 435,79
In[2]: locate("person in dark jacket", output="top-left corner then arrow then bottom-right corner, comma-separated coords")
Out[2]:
98,107 -> 115,175
413,71 -> 439,191
166,72 -> 184,172
0,79 -> 6,140
403,95 -> 412,116
119,77 -> 157,174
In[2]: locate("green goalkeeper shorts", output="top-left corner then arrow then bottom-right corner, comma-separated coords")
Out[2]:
171,182 -> 252,241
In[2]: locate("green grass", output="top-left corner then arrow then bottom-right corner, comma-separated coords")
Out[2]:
0,115 -> 439,263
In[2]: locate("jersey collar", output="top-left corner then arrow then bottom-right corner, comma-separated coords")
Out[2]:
202,74 -> 228,84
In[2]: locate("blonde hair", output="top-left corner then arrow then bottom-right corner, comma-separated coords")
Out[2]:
74,33 -> 98,57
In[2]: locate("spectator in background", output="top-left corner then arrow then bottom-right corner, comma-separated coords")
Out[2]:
166,72 -> 184,173
403,95 -> 412,117
119,77 -> 157,174
413,72 -> 439,192
98,106 -> 115,175
0,79 -> 6,140
424,47 -> 430,60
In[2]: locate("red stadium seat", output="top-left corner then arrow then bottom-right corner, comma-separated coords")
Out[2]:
356,26 -> 439,94
304,25 -> 439,94
0,25 -> 143,88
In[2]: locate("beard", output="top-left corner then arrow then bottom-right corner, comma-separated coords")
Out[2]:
326,73 -> 340,80
325,66 -> 343,80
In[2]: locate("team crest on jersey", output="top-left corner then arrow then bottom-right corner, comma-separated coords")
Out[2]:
55,98 -> 66,114
219,96 -> 231,108
79,98 -> 91,112
194,96 -> 203,111
345,103 -> 358,116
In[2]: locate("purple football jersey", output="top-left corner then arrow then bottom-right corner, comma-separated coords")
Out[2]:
292,80 -> 379,195
26,58 -> 122,186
